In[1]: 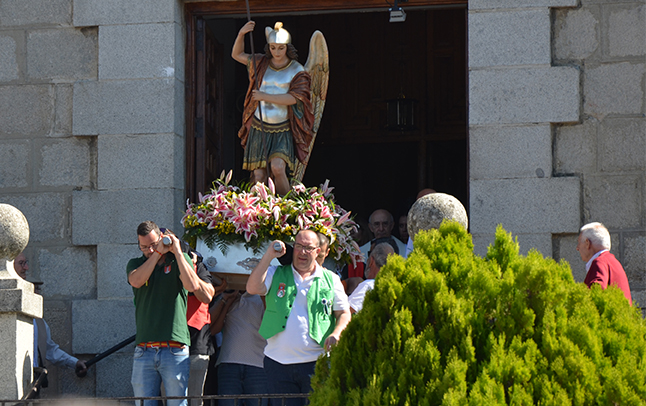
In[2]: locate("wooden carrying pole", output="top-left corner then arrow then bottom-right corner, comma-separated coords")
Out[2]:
244,0 -> 270,167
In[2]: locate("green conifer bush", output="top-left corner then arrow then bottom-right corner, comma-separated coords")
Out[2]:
310,222 -> 646,405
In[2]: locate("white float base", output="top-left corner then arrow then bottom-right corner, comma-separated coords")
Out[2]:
195,239 -> 280,291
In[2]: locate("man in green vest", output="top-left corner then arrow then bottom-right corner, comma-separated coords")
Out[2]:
247,229 -> 351,406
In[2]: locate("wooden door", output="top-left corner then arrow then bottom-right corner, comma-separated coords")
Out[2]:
187,18 -> 223,202
184,2 -> 468,217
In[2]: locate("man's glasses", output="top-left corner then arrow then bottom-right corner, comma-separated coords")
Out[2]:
139,238 -> 161,252
294,243 -> 319,253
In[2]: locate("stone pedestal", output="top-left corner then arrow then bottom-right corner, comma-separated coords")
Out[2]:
0,204 -> 42,400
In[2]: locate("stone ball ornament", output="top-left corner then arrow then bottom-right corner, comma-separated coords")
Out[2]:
407,193 -> 468,240
0,203 -> 29,260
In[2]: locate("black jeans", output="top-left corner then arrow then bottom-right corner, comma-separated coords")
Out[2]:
263,357 -> 316,406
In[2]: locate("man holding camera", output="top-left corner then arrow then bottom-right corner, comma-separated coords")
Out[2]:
127,221 -> 204,406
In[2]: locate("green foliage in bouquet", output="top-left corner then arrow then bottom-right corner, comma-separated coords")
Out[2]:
310,222 -> 646,405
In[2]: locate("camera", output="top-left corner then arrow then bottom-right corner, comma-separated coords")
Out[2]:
162,236 -> 172,246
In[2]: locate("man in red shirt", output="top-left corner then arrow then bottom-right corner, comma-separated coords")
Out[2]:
576,222 -> 632,305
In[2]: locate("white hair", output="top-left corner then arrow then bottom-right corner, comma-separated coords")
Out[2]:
579,222 -> 611,250
369,242 -> 395,268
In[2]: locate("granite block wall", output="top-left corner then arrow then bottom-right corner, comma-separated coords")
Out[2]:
551,0 -> 645,295
470,0 -> 645,304
0,0 -> 186,397
468,1 -> 581,258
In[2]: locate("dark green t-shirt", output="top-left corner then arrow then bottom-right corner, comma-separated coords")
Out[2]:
126,252 -> 192,346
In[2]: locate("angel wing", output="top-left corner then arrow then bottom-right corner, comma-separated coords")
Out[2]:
293,30 -> 329,182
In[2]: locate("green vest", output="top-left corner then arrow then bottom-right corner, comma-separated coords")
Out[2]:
259,264 -> 336,346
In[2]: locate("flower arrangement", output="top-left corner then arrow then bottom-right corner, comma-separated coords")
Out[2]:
182,171 -> 363,266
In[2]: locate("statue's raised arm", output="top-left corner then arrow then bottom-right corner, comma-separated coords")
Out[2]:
293,30 -> 330,182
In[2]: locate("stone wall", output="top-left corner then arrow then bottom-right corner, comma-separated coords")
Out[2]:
0,0 -> 186,397
552,0 -> 646,300
469,0 -> 645,302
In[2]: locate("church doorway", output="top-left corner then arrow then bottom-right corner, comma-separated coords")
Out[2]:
185,1 -> 467,227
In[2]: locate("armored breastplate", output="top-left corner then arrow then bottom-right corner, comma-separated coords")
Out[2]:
255,60 -> 304,124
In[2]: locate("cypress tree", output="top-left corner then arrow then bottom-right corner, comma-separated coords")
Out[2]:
310,222 -> 646,405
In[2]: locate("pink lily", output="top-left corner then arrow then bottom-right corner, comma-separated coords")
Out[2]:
244,229 -> 258,242
336,210 -> 351,226
267,177 -> 276,195
320,179 -> 334,196
253,183 -> 269,201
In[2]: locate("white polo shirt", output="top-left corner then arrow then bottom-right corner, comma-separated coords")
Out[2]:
348,279 -> 375,313
262,264 -> 348,364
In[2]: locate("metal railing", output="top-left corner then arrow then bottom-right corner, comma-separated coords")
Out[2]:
21,367 -> 48,401
9,334 -> 310,406
2,393 -> 309,406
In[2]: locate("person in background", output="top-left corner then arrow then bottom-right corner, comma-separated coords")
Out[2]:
14,251 -> 29,279
576,222 -> 632,305
348,243 -> 394,314
203,278 -> 230,403
315,233 -> 330,266
211,288 -> 268,406
397,214 -> 409,244
359,209 -> 407,260
13,251 -> 87,397
171,229 -> 216,406
341,217 -> 371,281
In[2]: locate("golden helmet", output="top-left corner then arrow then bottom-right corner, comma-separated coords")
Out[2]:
265,22 -> 291,44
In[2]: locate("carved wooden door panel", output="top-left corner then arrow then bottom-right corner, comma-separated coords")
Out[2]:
191,19 -> 223,201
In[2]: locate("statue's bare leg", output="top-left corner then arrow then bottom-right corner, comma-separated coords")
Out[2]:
253,168 -> 268,186
270,157 -> 290,196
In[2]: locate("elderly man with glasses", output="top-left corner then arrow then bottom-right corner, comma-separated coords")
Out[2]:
127,221 -> 204,406
247,229 -> 351,406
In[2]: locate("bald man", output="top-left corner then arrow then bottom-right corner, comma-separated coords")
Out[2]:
359,209 -> 408,261
416,188 -> 436,199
